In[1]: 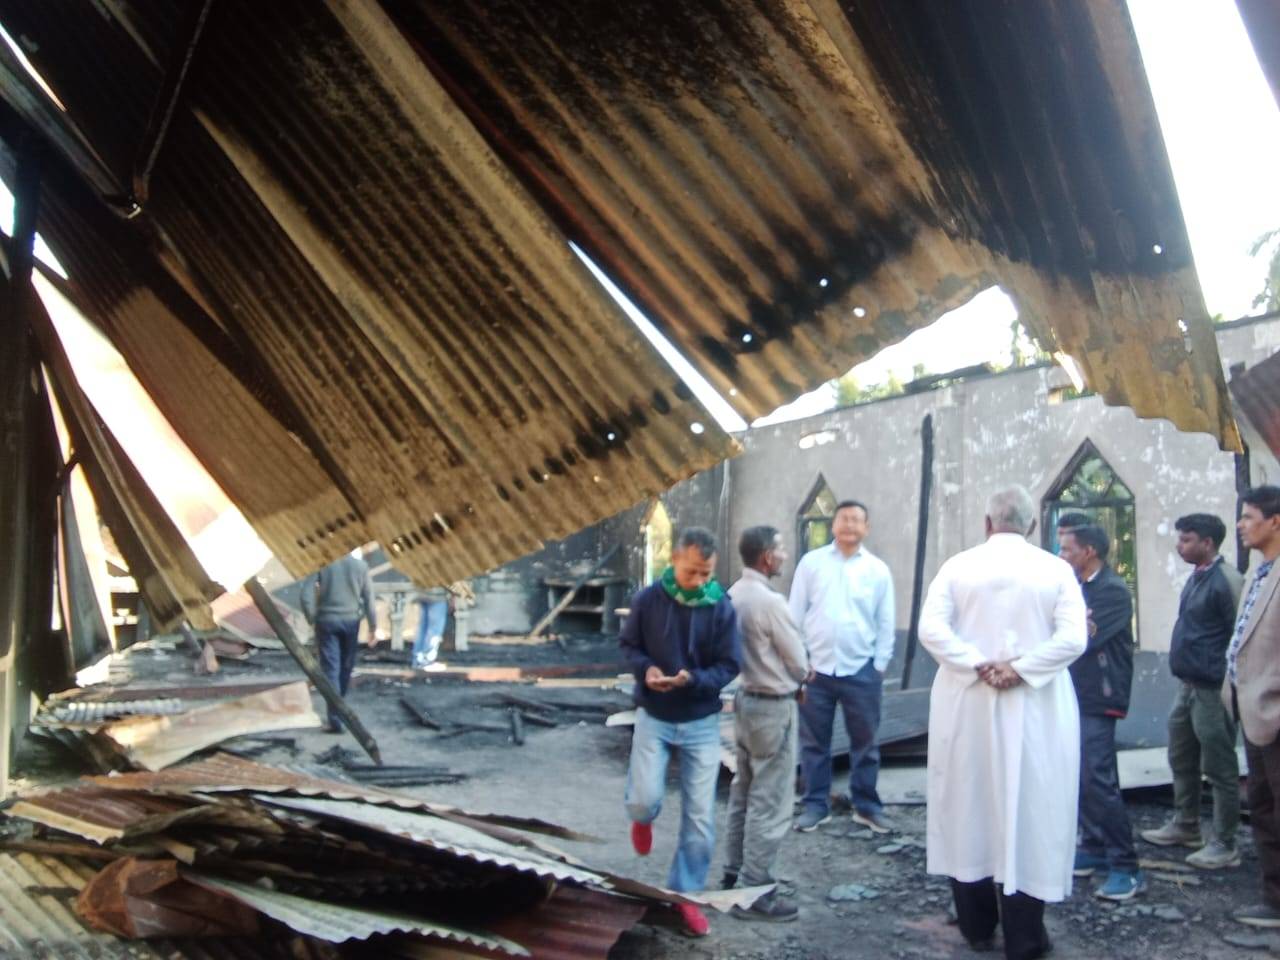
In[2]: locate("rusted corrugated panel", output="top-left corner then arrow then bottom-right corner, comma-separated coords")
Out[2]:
29,290 -> 222,631
85,752 -> 595,841
386,0 -> 1236,449
0,0 -> 740,586
8,788 -> 204,843
258,795 -> 602,885
1230,350 -> 1280,458
0,0 -> 1241,601
0,852 -> 328,959
397,885 -> 649,960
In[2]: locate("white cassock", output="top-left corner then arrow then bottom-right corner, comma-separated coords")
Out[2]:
918,532 -> 1087,902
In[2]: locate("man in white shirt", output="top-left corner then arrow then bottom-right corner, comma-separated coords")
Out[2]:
919,485 -> 1087,960
789,500 -> 896,833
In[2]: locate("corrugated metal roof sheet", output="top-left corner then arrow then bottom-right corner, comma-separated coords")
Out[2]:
0,852 -> 333,959
1230,348 -> 1280,458
187,871 -> 529,953
0,0 -> 1241,586
85,752 -> 596,841
258,794 -> 603,886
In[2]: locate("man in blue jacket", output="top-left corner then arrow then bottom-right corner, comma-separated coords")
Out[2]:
621,526 -> 741,937
1059,524 -> 1143,901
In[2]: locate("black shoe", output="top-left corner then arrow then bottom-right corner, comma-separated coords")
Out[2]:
965,937 -> 997,952
720,870 -> 738,890
731,892 -> 798,923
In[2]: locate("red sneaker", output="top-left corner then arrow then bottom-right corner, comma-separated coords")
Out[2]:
676,903 -> 709,937
630,821 -> 652,856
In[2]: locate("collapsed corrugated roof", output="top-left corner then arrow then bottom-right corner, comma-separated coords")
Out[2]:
1230,348 -> 1280,458
0,0 -> 1240,585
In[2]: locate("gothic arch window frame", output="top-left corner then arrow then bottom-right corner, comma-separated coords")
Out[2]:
1041,439 -> 1139,624
640,498 -> 672,585
796,473 -> 838,558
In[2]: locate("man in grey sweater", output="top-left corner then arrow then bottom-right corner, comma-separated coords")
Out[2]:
724,525 -> 811,921
300,551 -> 377,732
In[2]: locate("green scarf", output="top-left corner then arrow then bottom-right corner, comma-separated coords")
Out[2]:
660,566 -> 724,607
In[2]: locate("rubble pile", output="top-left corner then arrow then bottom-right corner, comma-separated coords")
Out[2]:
1,753 -> 762,958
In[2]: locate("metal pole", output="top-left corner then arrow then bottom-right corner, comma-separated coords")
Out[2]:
243,576 -> 382,765
0,136 -> 41,798
901,413 -> 934,690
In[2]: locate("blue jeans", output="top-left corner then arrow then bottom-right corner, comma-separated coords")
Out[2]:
316,618 -> 360,729
624,708 -> 722,892
798,661 -> 883,816
413,600 -> 448,661
1078,713 -> 1138,871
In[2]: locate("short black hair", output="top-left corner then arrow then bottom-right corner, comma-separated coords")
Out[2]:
739,525 -> 779,567
1056,511 -> 1091,531
1175,513 -> 1227,548
676,526 -> 718,558
1242,486 -> 1280,520
834,500 -> 868,520
1064,523 -> 1110,561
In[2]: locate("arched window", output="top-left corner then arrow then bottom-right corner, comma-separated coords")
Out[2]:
797,475 -> 838,557
1043,440 -> 1138,599
642,500 -> 672,584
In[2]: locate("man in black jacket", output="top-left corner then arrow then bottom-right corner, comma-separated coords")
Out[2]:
1141,514 -> 1244,868
1059,524 -> 1144,900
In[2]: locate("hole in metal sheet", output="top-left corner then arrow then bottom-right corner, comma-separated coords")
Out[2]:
1177,317 -> 1188,333
606,431 -> 616,441
528,468 -> 546,484
651,389 -> 672,414
819,278 -> 829,288
728,387 -> 738,397
690,422 -> 705,435
1152,244 -> 1163,255
853,307 -> 867,318
593,475 -> 601,482
741,333 -> 753,343
496,485 -> 510,502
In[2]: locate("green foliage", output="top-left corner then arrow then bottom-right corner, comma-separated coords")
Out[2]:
1252,227 -> 1280,314
831,370 -> 905,407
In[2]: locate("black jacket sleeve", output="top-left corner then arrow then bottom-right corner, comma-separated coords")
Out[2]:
1086,575 -> 1133,653
688,601 -> 741,695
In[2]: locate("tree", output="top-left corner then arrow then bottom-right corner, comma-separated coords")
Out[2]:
830,370 -> 906,408
1252,227 -> 1280,314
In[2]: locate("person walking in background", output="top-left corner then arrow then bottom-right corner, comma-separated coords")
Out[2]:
919,485 -> 1085,960
300,549 -> 378,734
1058,524 -> 1144,900
412,585 -> 450,669
1141,513 -> 1243,869
620,527 -> 741,937
789,500 -> 896,834
724,525 -> 810,922
1225,486 -> 1280,928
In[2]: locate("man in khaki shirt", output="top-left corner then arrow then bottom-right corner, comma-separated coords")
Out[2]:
724,526 -> 811,921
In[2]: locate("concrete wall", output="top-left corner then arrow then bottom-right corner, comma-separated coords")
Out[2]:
725,315 -> 1280,657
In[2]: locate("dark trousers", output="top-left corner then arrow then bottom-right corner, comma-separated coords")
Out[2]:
1245,734 -> 1280,908
316,618 -> 360,728
951,878 -> 1050,960
798,661 -> 882,816
1078,713 -> 1138,870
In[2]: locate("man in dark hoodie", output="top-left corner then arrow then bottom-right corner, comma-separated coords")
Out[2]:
621,526 -> 741,937
1058,524 -> 1143,901
1141,514 -> 1243,868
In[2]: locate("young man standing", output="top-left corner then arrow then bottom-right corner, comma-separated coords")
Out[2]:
789,500 -> 895,834
1226,487 -> 1280,928
621,526 -> 741,937
300,549 -> 378,733
1058,524 -> 1144,900
1141,514 -> 1243,868
724,525 -> 810,921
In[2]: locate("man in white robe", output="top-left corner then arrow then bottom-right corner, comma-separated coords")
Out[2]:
919,485 -> 1087,960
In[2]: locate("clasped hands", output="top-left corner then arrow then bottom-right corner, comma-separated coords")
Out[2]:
975,660 -> 1023,690
645,664 -> 692,692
